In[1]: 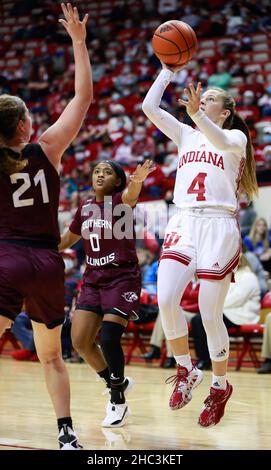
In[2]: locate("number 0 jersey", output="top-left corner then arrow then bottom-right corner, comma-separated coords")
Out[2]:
69,192 -> 138,269
0,144 -> 60,245
142,69 -> 247,214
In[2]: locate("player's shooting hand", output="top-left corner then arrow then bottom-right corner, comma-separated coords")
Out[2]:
178,82 -> 202,116
129,159 -> 155,183
59,3 -> 88,43
161,61 -> 186,73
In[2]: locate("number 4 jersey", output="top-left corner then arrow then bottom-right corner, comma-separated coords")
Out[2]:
173,123 -> 245,213
142,69 -> 247,214
69,192 -> 138,269
0,144 -> 60,246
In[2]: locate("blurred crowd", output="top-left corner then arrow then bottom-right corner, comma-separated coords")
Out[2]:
1,0 -> 271,212
1,0 -> 271,371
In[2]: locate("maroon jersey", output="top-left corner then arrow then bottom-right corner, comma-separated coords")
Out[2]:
70,192 -> 138,269
0,144 -> 60,246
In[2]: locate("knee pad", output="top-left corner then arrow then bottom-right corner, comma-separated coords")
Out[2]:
100,321 -> 125,354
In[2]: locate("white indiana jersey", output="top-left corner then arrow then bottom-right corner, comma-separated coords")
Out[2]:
142,69 -> 247,214
173,125 -> 246,213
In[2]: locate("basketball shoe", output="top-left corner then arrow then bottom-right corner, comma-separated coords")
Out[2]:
102,402 -> 131,428
166,365 -> 203,410
198,381 -> 233,427
58,425 -> 83,450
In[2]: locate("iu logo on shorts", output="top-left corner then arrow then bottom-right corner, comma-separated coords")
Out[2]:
122,292 -> 138,303
163,232 -> 180,249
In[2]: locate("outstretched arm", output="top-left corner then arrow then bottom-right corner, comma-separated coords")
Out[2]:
59,229 -> 81,251
122,159 -> 155,207
39,3 -> 93,170
142,67 -> 185,147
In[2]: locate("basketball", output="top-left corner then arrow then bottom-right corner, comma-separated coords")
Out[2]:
152,20 -> 197,67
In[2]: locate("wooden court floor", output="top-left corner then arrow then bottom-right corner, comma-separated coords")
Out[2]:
0,357 -> 270,451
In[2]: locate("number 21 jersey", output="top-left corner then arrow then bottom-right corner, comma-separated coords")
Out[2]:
0,144 -> 60,245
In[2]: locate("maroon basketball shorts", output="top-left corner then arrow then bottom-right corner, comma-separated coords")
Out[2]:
0,244 -> 65,328
76,263 -> 141,320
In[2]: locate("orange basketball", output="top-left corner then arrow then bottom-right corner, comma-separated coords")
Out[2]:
152,20 -> 197,67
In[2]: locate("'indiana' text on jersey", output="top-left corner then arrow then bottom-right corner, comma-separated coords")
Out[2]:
179,150 -> 224,170
173,125 -> 246,213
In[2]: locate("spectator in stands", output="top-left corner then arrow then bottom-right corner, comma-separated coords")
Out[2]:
11,312 -> 38,361
191,253 -> 261,369
114,134 -> 138,166
257,86 -> 271,117
142,252 -> 159,298
107,103 -> 133,143
237,90 -> 260,124
239,70 -> 264,100
261,126 -> 271,145
244,217 -> 271,273
257,313 -> 271,374
131,125 -> 155,161
263,145 -> 271,164
243,248 -> 268,298
139,153 -> 165,199
238,191 -> 257,237
207,60 -> 232,90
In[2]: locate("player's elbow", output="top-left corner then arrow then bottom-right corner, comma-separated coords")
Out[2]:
77,85 -> 93,104
84,89 -> 94,104
142,99 -> 153,117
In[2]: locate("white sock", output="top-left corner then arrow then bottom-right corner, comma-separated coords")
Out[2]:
174,354 -> 193,372
212,374 -> 227,390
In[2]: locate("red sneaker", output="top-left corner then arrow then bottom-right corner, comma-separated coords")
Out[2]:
11,349 -> 34,361
198,381 -> 233,427
166,365 -> 203,410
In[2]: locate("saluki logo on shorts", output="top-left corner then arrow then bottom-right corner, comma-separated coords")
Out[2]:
122,292 -> 139,303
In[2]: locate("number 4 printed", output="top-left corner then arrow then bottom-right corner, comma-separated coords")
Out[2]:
187,172 -> 207,201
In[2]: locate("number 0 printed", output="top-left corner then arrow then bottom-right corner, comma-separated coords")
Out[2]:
89,233 -> 100,252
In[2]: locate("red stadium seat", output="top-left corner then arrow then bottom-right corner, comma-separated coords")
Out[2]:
123,321 -> 155,365
228,324 -> 264,370
261,292 -> 271,308
0,330 -> 21,355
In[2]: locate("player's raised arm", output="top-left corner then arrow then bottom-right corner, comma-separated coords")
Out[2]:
39,3 -> 93,170
142,67 -> 183,147
122,159 -> 154,207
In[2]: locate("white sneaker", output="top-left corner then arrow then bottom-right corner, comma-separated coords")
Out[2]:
58,425 -> 83,450
102,402 -> 131,428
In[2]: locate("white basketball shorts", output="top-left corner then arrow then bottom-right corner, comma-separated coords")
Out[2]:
160,208 -> 241,280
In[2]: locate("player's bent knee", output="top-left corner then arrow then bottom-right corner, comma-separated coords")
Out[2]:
38,350 -> 61,365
